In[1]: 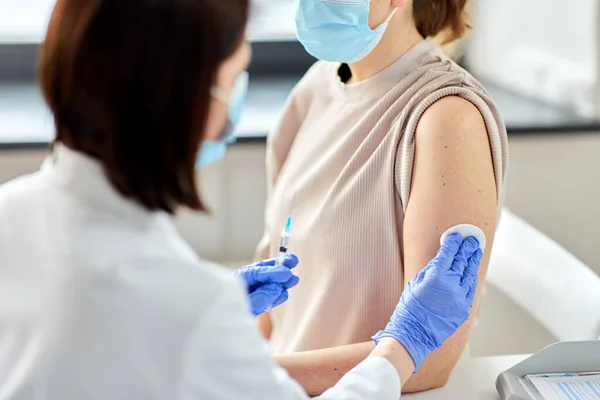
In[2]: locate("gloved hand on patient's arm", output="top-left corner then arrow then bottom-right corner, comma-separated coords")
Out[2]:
235,254 -> 300,316
372,233 -> 483,372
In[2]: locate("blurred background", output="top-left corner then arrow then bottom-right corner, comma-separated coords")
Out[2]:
1,0 -> 599,359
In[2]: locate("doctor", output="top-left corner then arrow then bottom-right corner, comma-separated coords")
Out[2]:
0,0 -> 484,398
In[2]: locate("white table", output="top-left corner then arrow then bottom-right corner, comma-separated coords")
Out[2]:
404,355 -> 529,399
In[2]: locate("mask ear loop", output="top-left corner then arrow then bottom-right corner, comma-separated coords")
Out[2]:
383,7 -> 398,25
210,87 -> 229,105
211,71 -> 249,106
368,5 -> 398,32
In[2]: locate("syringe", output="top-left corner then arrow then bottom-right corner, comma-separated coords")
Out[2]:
275,216 -> 292,267
266,216 -> 292,313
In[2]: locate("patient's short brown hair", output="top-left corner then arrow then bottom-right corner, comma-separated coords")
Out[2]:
413,0 -> 471,44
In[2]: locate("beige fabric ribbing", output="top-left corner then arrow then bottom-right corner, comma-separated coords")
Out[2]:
256,40 -> 509,354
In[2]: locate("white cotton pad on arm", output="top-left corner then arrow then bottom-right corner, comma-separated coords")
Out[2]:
440,224 -> 487,252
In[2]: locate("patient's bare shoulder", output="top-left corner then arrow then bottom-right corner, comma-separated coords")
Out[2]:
401,95 -> 498,391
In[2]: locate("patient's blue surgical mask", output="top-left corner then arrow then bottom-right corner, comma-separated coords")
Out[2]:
196,71 -> 249,168
295,0 -> 397,63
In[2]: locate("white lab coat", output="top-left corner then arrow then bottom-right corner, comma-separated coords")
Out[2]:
0,144 -> 401,400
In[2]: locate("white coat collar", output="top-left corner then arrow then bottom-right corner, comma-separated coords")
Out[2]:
43,143 -> 167,223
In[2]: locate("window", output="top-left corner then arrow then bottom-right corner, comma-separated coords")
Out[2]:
0,0 -> 297,43
249,0 -> 296,41
0,0 -> 55,43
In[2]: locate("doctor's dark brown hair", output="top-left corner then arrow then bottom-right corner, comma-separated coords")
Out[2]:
413,0 -> 470,43
39,0 -> 249,213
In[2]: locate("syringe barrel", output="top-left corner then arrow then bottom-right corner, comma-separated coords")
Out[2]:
275,235 -> 290,266
279,234 -> 290,249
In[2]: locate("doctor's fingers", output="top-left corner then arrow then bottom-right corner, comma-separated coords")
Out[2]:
461,249 -> 483,302
450,236 -> 480,275
249,283 -> 283,311
248,265 -> 296,286
416,234 -> 463,285
253,254 -> 299,269
249,274 -> 298,294
282,274 -> 300,289
433,233 -> 464,272
272,290 -> 290,308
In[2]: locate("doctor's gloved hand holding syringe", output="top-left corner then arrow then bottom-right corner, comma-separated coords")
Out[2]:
235,217 -> 296,316
235,253 -> 299,317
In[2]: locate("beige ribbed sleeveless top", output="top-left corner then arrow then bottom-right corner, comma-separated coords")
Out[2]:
256,40 -> 508,354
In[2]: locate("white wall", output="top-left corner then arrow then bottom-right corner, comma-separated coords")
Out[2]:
504,134 -> 600,274
466,0 -> 600,117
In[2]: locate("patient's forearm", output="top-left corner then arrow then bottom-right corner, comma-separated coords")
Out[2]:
275,336 -> 469,396
275,341 -> 375,396
401,336 -> 463,391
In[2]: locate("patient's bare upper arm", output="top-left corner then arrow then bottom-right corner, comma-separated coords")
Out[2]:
401,95 -> 498,391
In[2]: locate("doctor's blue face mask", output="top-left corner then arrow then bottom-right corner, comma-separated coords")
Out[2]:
196,71 -> 249,168
295,0 -> 397,63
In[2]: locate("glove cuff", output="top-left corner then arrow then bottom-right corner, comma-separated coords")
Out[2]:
371,331 -> 429,373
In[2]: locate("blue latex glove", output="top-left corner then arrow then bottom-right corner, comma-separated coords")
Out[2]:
235,254 -> 299,316
372,234 -> 483,371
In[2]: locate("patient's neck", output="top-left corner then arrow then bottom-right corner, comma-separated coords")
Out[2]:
347,9 -> 423,83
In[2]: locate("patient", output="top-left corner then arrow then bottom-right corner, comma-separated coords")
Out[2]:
255,0 -> 509,396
